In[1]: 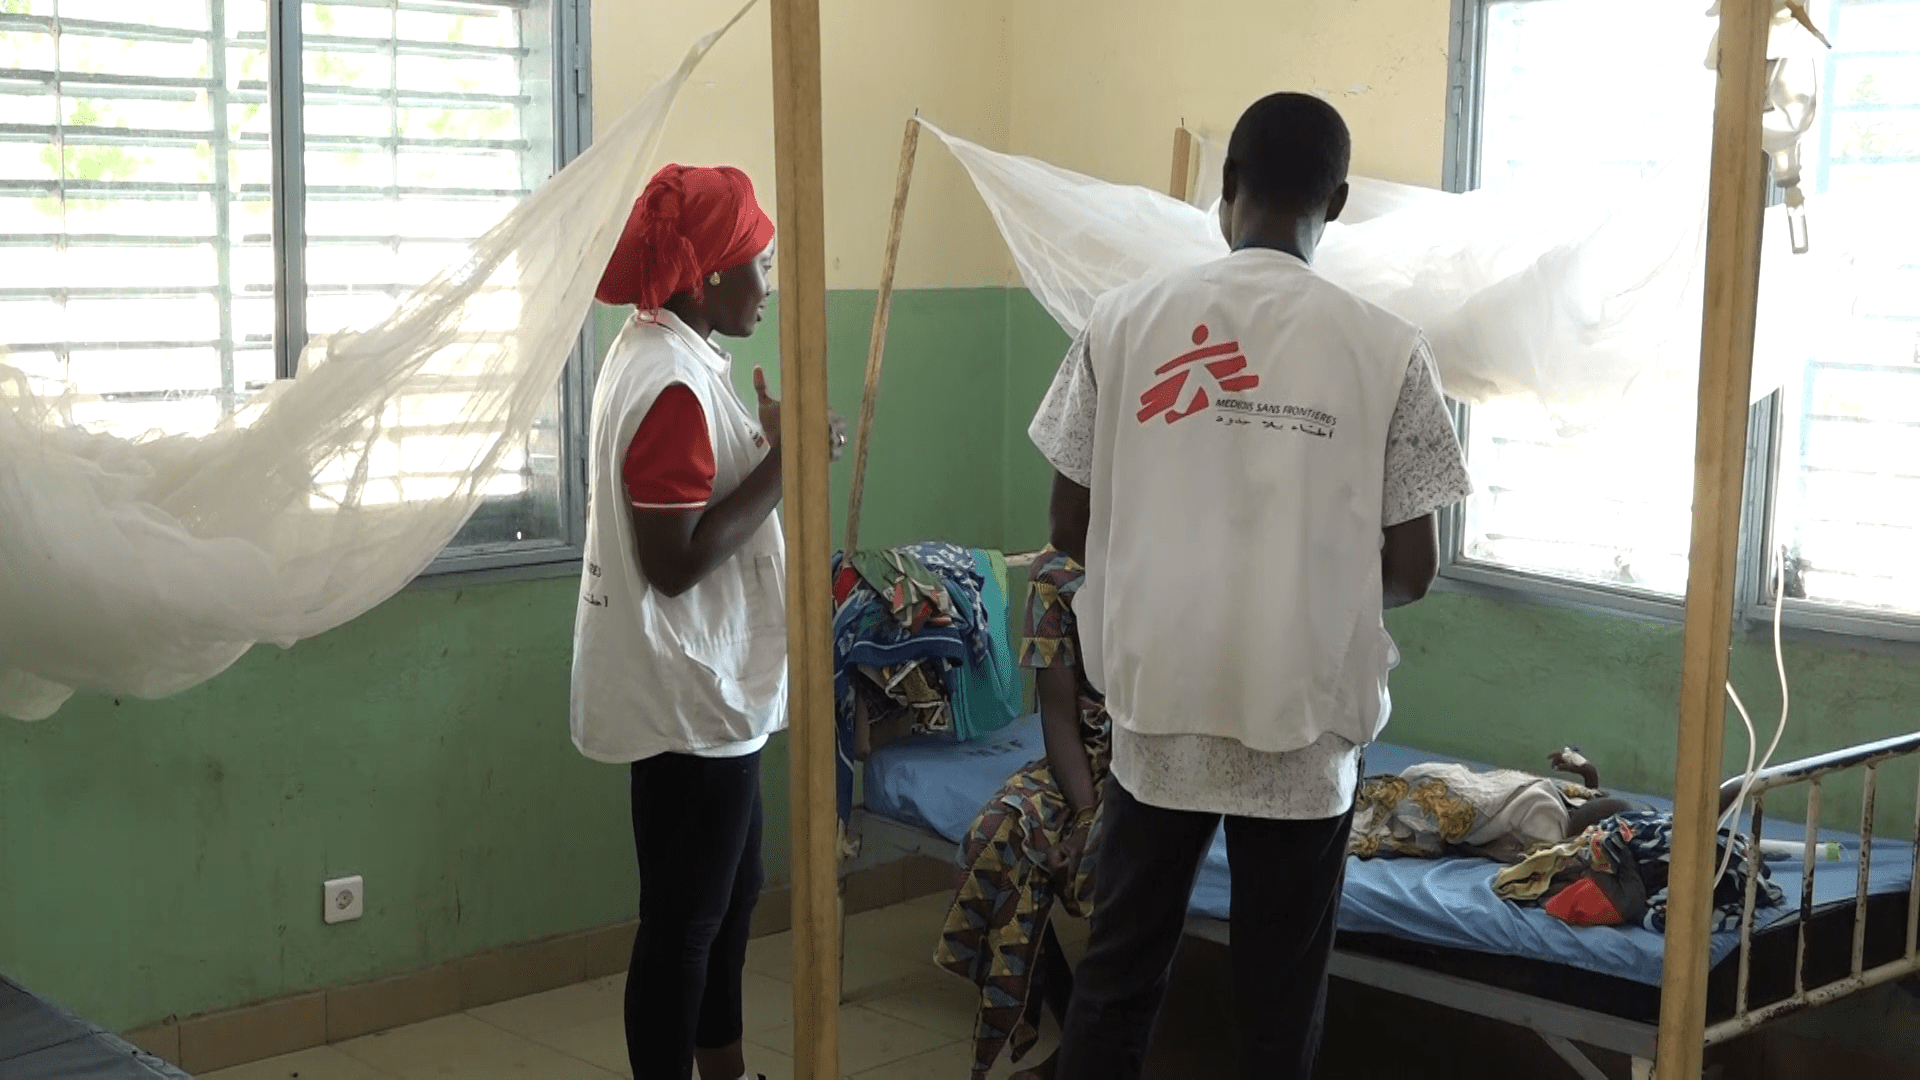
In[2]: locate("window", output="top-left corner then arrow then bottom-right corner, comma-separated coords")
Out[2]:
1448,0 -> 1920,629
1770,0 -> 1920,617
0,0 -> 590,573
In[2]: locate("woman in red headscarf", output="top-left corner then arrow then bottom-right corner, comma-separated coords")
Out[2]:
571,163 -> 843,1080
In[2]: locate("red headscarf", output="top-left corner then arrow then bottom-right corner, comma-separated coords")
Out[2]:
596,164 -> 776,310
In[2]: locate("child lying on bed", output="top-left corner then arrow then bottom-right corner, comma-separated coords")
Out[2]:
1356,752 -> 1785,930
1348,748 -> 1636,863
935,548 -> 1105,1080
1350,749 -> 1766,865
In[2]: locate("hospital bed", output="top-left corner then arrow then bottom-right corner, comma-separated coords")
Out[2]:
849,715 -> 1920,1079
0,972 -> 189,1079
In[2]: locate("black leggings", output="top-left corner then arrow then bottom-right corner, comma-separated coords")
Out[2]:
626,750 -> 765,1080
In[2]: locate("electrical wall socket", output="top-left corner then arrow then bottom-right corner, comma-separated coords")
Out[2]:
323,875 -> 364,924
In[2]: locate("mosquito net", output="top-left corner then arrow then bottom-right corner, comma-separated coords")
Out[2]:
923,5 -> 1851,436
0,5 -> 755,721
924,115 -> 1852,439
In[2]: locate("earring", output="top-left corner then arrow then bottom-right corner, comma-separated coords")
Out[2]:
707,272 -> 722,286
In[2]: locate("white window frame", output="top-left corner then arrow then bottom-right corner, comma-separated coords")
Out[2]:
280,0 -> 596,580
1440,0 -> 1920,643
1,0 -> 595,582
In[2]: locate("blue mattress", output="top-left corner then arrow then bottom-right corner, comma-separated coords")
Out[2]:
863,715 -> 1916,987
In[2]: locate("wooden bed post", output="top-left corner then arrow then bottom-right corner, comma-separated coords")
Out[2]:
1657,0 -> 1774,1075
769,0 -> 839,1076
843,115 -> 923,557
1169,125 -> 1196,202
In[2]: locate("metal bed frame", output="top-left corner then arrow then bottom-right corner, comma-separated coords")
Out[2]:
846,730 -> 1920,1079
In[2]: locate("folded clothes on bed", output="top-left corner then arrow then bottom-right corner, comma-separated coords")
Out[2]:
832,542 -> 1022,836
844,548 -> 956,632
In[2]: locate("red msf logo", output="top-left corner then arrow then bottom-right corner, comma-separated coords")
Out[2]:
1136,324 -> 1259,424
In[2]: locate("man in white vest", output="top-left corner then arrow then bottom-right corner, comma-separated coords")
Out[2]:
1030,93 -> 1473,1079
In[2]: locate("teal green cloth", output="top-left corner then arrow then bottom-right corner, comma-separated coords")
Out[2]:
952,548 -> 1022,743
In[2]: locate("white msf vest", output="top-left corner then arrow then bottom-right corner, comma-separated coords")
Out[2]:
570,311 -> 788,763
1079,248 -> 1417,752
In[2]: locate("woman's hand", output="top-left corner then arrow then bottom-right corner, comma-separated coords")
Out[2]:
1046,814 -> 1093,886
752,366 -> 781,448
753,367 -> 850,462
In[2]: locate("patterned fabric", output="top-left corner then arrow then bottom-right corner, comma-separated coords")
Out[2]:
856,663 -> 950,735
1382,339 -> 1476,527
1352,772 -> 1469,858
1492,810 -> 1785,933
1027,333 -> 1097,487
1111,727 -> 1361,820
1019,549 -> 1084,672
936,550 -> 1111,1078
1349,762 -> 1602,862
847,548 -> 954,632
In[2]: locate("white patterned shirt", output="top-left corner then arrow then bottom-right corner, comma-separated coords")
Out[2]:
1031,333 -> 1472,819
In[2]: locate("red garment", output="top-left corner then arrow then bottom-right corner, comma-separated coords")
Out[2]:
623,384 -> 715,511
597,164 -> 775,310
1544,876 -> 1625,926
833,565 -> 863,606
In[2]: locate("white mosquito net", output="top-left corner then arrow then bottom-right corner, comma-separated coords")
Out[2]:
927,121 -> 1855,438
0,5 -> 756,722
920,3 -> 1860,438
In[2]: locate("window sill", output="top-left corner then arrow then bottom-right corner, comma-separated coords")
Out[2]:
1435,561 -> 1684,625
411,544 -> 582,592
1436,562 -> 1920,656
1745,602 -> 1920,655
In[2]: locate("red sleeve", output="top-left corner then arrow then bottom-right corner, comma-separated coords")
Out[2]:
623,384 -> 716,511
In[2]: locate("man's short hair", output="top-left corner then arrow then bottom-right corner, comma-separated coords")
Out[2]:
1226,92 -> 1352,214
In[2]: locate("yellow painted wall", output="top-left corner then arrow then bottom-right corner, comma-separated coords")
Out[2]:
1008,0 -> 1453,191
594,1 -> 1454,291
594,1 -> 1014,290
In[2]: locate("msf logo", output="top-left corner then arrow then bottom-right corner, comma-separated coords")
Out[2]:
1136,324 -> 1258,424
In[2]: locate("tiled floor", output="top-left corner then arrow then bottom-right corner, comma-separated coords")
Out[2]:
175,889 -> 1884,1079
202,894 -> 1064,1080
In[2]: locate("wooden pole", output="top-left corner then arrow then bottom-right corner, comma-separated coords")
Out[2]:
768,0 -> 839,1076
1656,0 -> 1774,1074
1169,126 -> 1195,202
843,115 -> 923,556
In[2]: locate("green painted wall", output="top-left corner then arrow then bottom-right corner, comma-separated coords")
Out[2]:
0,581 -> 619,1032
1001,291 -> 1070,554
1387,591 -> 1920,835
594,288 -> 1015,554
0,288 -> 1017,1033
